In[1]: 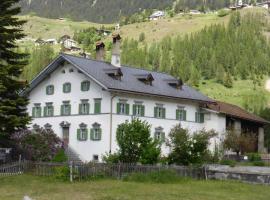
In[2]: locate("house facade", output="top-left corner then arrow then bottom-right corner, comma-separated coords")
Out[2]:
26,35 -> 267,162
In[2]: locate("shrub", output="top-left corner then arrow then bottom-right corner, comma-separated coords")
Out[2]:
217,9 -> 230,17
123,170 -> 189,184
12,128 -> 63,161
52,149 -> 68,163
253,161 -> 265,167
116,119 -> 161,164
167,124 -> 217,165
102,152 -> 120,164
246,153 -> 261,162
220,159 -> 236,167
53,166 -> 70,181
139,32 -> 145,42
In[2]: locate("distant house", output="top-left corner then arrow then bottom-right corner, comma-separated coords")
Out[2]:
59,35 -> 71,44
190,10 -> 202,15
115,23 -> 120,30
0,148 -> 12,164
35,38 -> 45,46
45,39 -> 58,45
149,11 -> 165,20
62,39 -> 81,52
96,29 -> 112,36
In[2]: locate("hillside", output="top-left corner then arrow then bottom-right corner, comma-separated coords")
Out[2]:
18,0 -> 233,23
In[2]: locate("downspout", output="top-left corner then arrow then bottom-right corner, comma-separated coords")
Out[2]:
109,94 -> 116,153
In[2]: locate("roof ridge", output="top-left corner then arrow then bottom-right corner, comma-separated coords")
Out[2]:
61,53 -> 178,79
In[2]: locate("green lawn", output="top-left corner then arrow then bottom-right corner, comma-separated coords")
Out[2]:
0,175 -> 270,200
198,78 -> 270,108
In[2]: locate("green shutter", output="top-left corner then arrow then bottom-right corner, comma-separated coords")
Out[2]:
32,108 -> 35,118
46,86 -> 49,95
200,113 -> 204,123
37,107 -> 41,117
183,110 -> 187,121
44,107 -> 47,117
90,129 -> 94,140
61,105 -> 64,116
162,108 -> 166,119
126,104 -> 130,115
133,105 -> 136,116
77,129 -> 81,141
87,103 -> 90,114
117,103 -> 120,114
68,105 -> 71,115
79,104 -> 82,114
98,129 -> 102,140
85,129 -> 89,140
51,106 -> 54,116
94,101 -> 101,114
154,107 -> 157,118
161,132 -> 165,143
141,105 -> 145,117
176,110 -> 180,120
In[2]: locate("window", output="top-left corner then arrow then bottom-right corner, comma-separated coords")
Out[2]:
46,85 -> 54,95
44,103 -> 54,117
154,127 -> 165,143
63,82 -> 71,93
133,104 -> 145,117
79,100 -> 89,115
154,106 -> 166,119
61,101 -> 71,116
32,104 -> 42,118
93,155 -> 99,162
117,102 -> 129,115
81,81 -> 90,91
94,99 -> 101,114
77,123 -> 88,141
176,108 -> 187,121
195,112 -> 204,123
90,123 -> 102,141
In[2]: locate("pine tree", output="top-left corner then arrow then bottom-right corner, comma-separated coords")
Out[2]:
0,0 -> 30,147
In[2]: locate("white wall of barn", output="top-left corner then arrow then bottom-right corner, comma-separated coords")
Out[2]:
27,63 -> 226,162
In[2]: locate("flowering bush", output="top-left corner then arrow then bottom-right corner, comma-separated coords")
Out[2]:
12,127 -> 63,161
167,124 -> 217,165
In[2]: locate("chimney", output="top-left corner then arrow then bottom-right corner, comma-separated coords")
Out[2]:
111,33 -> 121,67
96,41 -> 105,61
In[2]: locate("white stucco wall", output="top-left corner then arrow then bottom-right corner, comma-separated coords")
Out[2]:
28,63 -> 226,162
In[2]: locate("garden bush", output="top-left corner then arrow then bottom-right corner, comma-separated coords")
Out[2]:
53,166 -> 70,181
246,153 -> 261,162
220,159 -> 236,167
123,170 -> 189,184
52,149 -> 68,163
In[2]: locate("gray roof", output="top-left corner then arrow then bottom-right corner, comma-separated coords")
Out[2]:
27,53 -> 214,103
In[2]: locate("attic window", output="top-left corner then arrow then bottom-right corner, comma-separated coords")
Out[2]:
69,69 -> 74,73
165,79 -> 183,90
104,68 -> 123,80
135,73 -> 154,86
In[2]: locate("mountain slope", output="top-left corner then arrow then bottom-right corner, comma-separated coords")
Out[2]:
19,0 -> 174,23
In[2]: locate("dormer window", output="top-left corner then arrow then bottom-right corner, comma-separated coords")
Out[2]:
165,79 -> 183,90
104,68 -> 123,80
135,73 -> 154,85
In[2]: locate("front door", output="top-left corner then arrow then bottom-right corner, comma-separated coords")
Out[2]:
63,127 -> 70,146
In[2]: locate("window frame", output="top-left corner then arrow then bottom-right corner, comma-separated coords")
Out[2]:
32,104 -> 42,118
61,101 -> 71,116
81,81 -> 90,92
46,85 -> 54,95
44,103 -> 54,117
176,108 -> 187,121
79,100 -> 90,115
195,112 -> 205,123
63,82 -> 71,93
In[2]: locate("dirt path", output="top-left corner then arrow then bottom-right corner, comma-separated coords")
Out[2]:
265,79 -> 270,92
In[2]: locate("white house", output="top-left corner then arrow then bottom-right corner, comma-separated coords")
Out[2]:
149,11 -> 165,20
25,34 -> 267,162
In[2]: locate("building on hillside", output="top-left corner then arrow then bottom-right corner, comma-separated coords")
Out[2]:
205,101 -> 268,153
45,39 -> 58,45
24,34 -> 268,162
189,10 -> 202,15
62,39 -> 81,52
149,11 -> 165,20
59,35 -> 71,44
35,38 -> 45,46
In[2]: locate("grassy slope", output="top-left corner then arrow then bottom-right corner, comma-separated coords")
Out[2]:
18,15 -> 113,40
120,13 -> 230,43
1,175 -> 270,200
198,78 -> 270,108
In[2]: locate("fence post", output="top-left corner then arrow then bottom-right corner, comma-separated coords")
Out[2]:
117,162 -> 121,179
69,161 -> 73,183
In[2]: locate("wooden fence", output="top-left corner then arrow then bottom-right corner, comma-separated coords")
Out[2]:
0,161 -> 205,182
